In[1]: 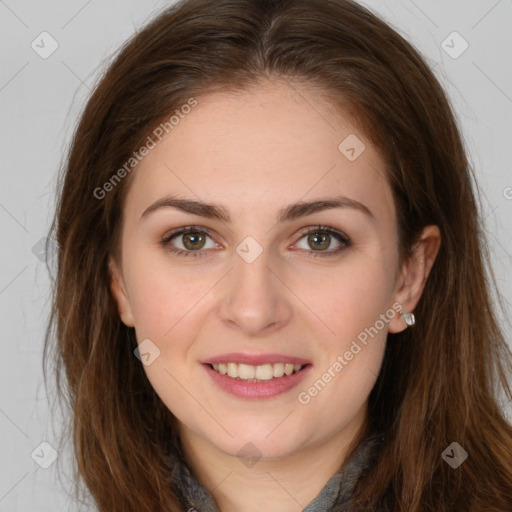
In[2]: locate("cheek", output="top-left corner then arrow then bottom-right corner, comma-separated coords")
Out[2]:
123,257 -> 212,338
293,251 -> 394,405
301,338 -> 385,437
299,254 -> 396,343
296,264 -> 390,420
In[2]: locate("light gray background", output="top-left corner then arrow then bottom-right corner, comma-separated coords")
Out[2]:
0,0 -> 511,510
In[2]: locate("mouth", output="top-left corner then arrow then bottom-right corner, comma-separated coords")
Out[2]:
202,360 -> 313,399
206,362 -> 309,382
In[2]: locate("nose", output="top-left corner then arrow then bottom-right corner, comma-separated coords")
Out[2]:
217,245 -> 293,337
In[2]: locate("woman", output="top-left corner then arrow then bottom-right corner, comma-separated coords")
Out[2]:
45,0 -> 512,510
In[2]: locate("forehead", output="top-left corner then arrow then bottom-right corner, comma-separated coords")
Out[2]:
125,79 -> 395,227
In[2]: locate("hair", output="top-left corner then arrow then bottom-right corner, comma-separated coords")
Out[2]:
44,0 -> 512,510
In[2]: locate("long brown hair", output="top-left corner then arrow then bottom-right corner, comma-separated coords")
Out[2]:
45,0 -> 512,510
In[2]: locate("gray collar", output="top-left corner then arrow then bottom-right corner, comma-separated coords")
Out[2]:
167,432 -> 383,512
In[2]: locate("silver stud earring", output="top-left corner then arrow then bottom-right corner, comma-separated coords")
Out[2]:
401,311 -> 415,326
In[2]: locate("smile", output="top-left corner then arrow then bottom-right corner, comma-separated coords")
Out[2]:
203,361 -> 312,399
210,362 -> 304,381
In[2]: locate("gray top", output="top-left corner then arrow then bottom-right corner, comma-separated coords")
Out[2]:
167,432 -> 383,512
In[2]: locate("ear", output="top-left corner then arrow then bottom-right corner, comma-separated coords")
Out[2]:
108,256 -> 135,327
388,225 -> 441,333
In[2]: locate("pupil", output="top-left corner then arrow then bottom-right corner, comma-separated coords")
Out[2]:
184,232 -> 204,249
310,232 -> 329,250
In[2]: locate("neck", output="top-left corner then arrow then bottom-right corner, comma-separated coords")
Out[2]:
176,406 -> 369,512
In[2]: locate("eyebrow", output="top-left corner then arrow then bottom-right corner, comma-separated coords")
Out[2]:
140,195 -> 375,223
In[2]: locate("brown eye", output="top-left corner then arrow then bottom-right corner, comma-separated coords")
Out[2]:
161,227 -> 217,257
294,226 -> 351,258
307,231 -> 331,251
181,231 -> 207,250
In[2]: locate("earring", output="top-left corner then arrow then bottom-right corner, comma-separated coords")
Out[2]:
401,311 -> 415,326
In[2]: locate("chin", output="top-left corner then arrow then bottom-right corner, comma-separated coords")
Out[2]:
208,424 -> 308,461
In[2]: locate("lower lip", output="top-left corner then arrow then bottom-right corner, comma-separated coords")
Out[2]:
202,363 -> 312,399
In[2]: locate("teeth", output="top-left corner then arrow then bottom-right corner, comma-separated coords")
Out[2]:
238,363 -> 255,380
210,362 -> 305,381
255,364 -> 273,380
273,363 -> 285,378
227,362 -> 238,378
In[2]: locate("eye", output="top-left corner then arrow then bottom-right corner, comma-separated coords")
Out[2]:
293,225 -> 351,258
160,224 -> 351,259
161,226 -> 218,258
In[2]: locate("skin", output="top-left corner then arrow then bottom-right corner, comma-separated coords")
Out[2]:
109,78 -> 441,512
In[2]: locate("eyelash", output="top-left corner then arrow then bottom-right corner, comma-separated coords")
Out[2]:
160,225 -> 351,259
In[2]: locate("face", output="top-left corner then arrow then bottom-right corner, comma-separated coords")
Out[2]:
109,78 -> 436,460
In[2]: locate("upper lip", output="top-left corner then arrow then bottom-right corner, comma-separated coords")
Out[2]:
201,352 -> 312,366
